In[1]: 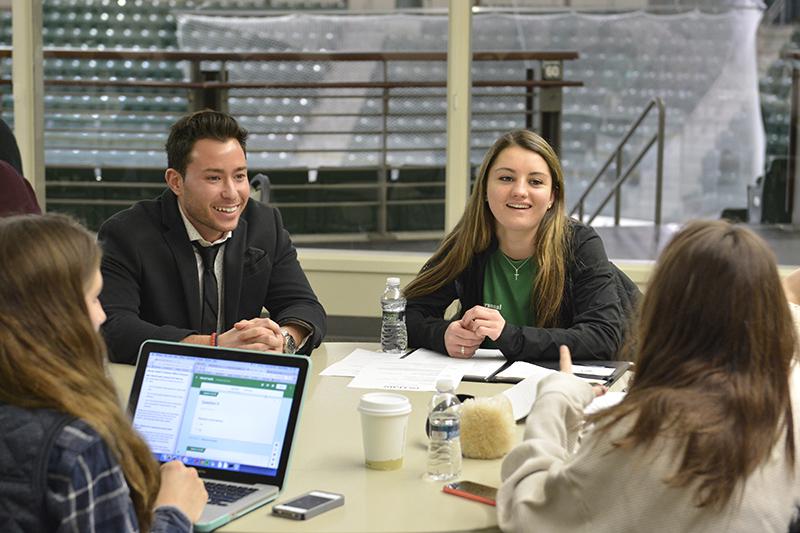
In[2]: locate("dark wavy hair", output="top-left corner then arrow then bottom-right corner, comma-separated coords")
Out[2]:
166,109 -> 248,176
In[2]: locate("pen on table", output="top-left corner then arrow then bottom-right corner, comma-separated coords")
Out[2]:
485,361 -> 511,382
399,348 -> 418,359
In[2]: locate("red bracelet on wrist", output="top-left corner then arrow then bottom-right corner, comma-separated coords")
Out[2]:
210,332 -> 217,346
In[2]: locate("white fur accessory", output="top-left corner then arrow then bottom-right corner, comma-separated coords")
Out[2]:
460,394 -> 516,459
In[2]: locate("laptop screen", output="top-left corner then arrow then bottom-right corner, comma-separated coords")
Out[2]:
128,342 -> 308,484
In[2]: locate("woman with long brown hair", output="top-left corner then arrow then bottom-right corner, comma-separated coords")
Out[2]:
497,220 -> 799,532
0,214 -> 206,532
405,130 -> 633,362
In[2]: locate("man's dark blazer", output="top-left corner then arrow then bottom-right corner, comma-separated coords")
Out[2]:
98,189 -> 327,364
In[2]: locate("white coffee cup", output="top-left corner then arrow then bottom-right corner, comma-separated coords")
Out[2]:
357,392 -> 412,470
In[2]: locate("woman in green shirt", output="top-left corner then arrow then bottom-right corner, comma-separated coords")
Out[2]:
404,130 -> 633,363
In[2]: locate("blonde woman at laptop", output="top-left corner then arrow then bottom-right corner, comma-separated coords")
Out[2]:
497,220 -> 799,532
0,214 -> 207,532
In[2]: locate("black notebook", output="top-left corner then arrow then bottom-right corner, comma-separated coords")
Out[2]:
402,348 -> 631,386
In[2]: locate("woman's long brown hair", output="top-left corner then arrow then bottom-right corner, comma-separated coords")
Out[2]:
403,130 -> 570,327
0,214 -> 160,531
591,220 -> 796,509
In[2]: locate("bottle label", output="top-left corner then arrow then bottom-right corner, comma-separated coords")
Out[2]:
430,425 -> 459,441
382,310 -> 405,323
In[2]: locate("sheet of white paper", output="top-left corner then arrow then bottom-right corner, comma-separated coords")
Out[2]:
346,359 -> 465,392
467,348 -> 508,377
403,348 -> 505,379
584,391 -> 626,415
319,348 -> 402,377
494,360 -> 556,381
572,364 -> 616,377
575,375 -> 608,385
500,366 -> 558,420
498,361 -> 620,382
503,376 -> 626,421
404,348 -> 504,363
472,348 -> 505,359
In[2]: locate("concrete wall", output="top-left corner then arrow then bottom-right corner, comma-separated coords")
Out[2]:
298,248 -> 657,318
299,251 -> 798,325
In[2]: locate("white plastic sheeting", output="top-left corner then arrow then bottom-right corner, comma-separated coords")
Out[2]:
178,8 -> 764,222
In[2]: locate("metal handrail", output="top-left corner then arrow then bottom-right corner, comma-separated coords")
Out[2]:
764,0 -> 787,26
0,48 -> 579,62
0,47 -> 581,239
785,50 -> 800,223
0,78 -> 582,90
570,97 -> 665,226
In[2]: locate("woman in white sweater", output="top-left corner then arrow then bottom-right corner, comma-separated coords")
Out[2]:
784,268 -> 800,329
497,220 -> 799,533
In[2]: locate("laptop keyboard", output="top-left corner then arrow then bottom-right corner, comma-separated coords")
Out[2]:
205,481 -> 258,506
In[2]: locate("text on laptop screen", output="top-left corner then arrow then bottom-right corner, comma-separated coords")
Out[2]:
131,351 -> 300,477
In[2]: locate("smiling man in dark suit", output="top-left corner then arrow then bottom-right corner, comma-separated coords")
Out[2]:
98,110 -> 326,364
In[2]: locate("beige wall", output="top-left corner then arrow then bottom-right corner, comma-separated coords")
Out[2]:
298,249 -> 657,318
299,251 -> 799,318
348,0 -> 650,11
299,249 -> 427,317
476,0 -> 634,6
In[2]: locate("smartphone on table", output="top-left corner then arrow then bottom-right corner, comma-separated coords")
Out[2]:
272,490 -> 344,520
442,480 -> 497,506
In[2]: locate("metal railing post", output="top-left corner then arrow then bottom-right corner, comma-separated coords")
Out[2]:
614,149 -> 622,225
539,60 -> 564,156
190,60 -> 202,111
378,60 -> 389,236
788,60 -> 800,224
655,99 -> 665,226
525,67 -> 535,130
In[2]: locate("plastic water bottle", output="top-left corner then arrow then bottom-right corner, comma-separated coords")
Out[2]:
426,377 -> 462,481
380,277 -> 407,353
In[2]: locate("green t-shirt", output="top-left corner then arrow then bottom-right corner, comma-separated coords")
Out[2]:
481,250 -> 538,348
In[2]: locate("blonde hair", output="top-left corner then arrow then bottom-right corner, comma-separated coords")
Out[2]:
0,214 -> 160,531
404,130 -> 570,326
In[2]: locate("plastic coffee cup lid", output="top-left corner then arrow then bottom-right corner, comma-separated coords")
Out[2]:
358,392 -> 411,416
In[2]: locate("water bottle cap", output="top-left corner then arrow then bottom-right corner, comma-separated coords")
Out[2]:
386,277 -> 400,286
435,377 -> 456,392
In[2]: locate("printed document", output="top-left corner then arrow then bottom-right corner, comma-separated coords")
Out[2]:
402,348 -> 506,380
503,376 -> 627,421
346,358 -> 464,392
319,348 -> 403,377
500,366 -> 558,420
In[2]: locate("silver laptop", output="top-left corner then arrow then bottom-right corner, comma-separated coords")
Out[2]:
127,340 -> 310,532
